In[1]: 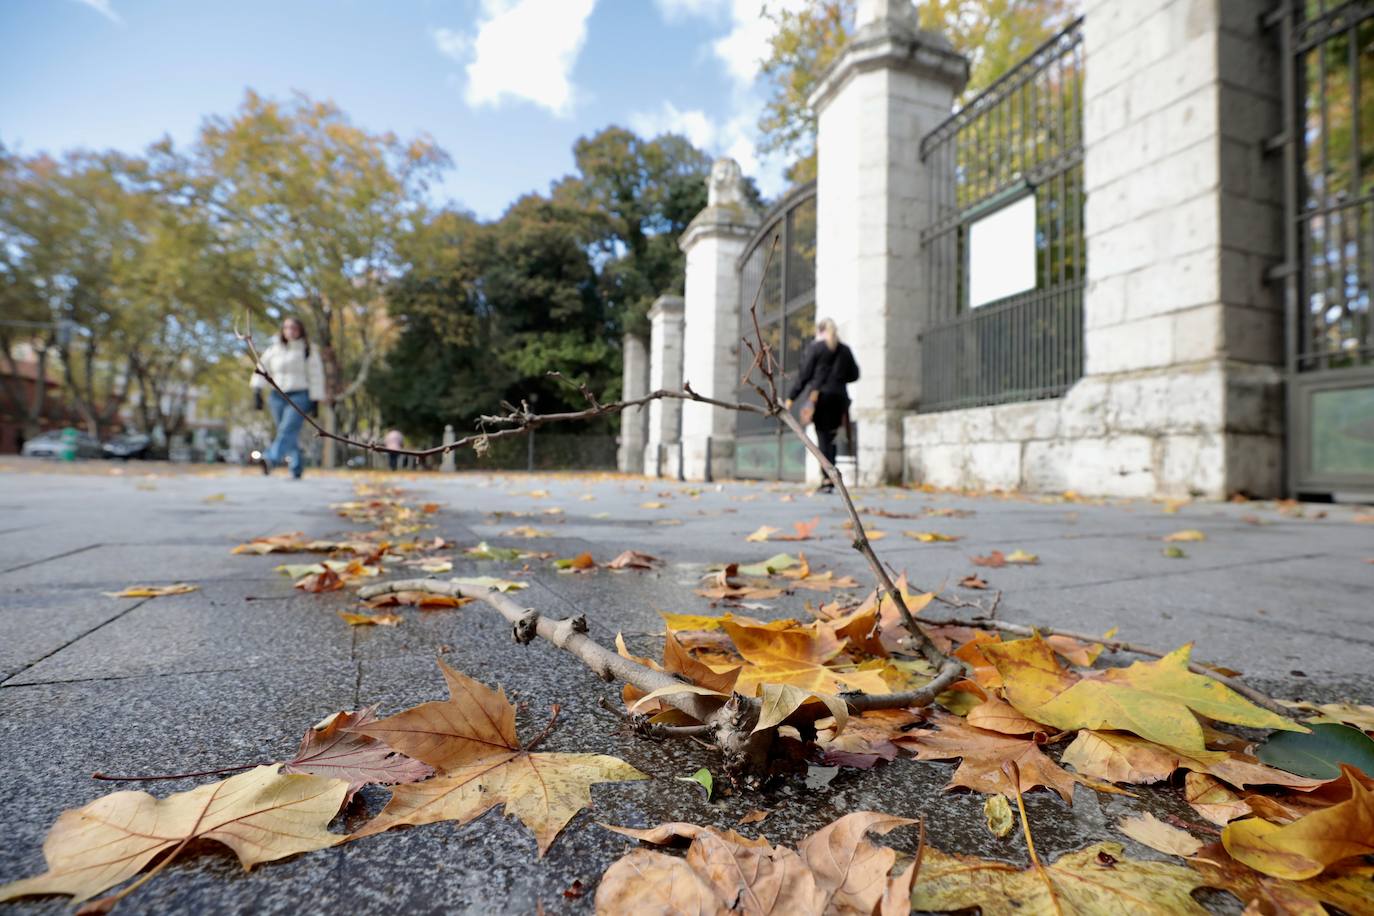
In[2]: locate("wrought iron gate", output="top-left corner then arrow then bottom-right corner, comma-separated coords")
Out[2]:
918,19 -> 1085,412
1272,0 -> 1374,497
735,182 -> 817,480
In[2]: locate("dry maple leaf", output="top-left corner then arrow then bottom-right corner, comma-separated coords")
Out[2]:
1184,773 -> 1252,825
775,517 -> 820,541
606,550 -> 661,570
295,567 -> 344,593
349,660 -> 645,855
912,841 -> 1210,915
364,591 -> 472,609
904,531 -> 960,542
958,574 -> 989,589
895,712 -> 1083,802
746,525 -> 780,542
596,811 -> 918,916
984,636 -> 1302,756
1118,813 -> 1202,858
1221,765 -> 1374,880
723,619 -> 890,696
817,709 -> 925,766
281,707 -> 433,801
102,583 -> 198,598
230,531 -> 308,554
0,765 -> 346,909
1163,529 -> 1207,542
1061,729 -> 1323,790
1187,840 -> 1374,914
338,610 -> 402,626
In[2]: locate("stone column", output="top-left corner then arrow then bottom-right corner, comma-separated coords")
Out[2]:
679,158 -> 760,481
1072,0 -> 1285,497
617,333 -> 649,473
642,295 -> 685,478
809,0 -> 968,485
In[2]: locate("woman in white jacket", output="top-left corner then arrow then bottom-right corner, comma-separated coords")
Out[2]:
249,317 -> 326,478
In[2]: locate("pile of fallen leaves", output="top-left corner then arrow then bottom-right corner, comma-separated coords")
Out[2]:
11,479 -> 1372,913
602,577 -> 1374,913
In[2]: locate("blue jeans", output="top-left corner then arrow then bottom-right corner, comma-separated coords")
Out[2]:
267,389 -> 312,478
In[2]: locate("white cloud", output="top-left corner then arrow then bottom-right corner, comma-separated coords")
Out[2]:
72,0 -> 122,24
652,0 -> 728,23
430,27 -> 469,62
629,102 -> 718,150
435,0 -> 598,118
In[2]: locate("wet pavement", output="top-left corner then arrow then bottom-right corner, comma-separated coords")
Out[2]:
0,458 -> 1371,913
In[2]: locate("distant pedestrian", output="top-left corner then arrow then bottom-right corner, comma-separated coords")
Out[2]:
786,318 -> 859,493
250,317 -> 326,479
384,428 -> 404,471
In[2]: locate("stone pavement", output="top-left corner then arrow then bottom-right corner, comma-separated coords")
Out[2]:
0,458 -> 1370,914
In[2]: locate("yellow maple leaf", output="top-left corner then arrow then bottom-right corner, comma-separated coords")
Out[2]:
350,660 -> 645,855
912,842 -> 1209,915
723,619 -> 889,696
0,766 -> 346,908
984,636 -> 1304,756
1221,767 -> 1374,880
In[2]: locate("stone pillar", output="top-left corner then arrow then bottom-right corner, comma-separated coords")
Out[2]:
642,295 -> 685,478
617,333 -> 649,473
679,158 -> 760,481
440,424 -> 456,472
810,0 -> 968,485
1075,0 -> 1285,496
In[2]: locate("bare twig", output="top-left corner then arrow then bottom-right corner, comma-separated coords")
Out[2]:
237,324 -> 764,461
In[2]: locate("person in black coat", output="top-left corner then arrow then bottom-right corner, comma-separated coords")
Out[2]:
786,318 -> 860,492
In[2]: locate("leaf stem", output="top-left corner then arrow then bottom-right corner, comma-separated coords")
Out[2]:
93,762 -> 265,782
522,704 -> 562,752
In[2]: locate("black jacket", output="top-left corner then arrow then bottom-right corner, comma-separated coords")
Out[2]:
788,340 -> 860,403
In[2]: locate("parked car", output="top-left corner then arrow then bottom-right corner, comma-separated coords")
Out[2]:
20,430 -> 103,459
102,432 -> 152,460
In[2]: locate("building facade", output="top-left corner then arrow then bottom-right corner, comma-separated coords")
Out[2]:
622,0 -> 1374,500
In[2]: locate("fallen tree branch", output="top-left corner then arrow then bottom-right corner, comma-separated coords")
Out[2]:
918,614 -> 1294,718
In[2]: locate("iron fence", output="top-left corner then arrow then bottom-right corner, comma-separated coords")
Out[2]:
918,18 -> 1085,413
735,182 -> 817,480
1273,0 -> 1374,495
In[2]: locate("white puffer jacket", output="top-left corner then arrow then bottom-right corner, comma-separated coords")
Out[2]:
250,338 -> 326,402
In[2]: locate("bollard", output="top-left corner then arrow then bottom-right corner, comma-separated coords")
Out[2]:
440,424 -> 456,472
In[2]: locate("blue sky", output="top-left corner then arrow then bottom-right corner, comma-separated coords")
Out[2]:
0,0 -> 792,219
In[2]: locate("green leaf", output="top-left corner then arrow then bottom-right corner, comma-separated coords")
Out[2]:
1162,546 -> 1186,559
676,767 -> 713,800
1256,723 -> 1374,780
464,542 -> 523,561
737,553 -> 799,577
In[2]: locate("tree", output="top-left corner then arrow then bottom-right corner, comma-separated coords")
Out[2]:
175,91 -> 449,457
554,127 -> 713,336
758,0 -> 1079,184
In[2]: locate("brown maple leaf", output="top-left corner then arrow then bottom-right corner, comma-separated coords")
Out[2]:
281,707 -> 433,802
895,712 -> 1082,802
349,660 -> 645,855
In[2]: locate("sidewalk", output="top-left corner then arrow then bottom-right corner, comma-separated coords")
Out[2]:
1,460 -> 1370,912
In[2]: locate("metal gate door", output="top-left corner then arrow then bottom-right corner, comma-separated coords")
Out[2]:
1272,0 -> 1374,497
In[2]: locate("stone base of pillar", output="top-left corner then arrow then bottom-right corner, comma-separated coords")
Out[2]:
901,362 -> 1284,499
682,436 -> 734,482
852,410 -> 906,487
643,440 -> 684,479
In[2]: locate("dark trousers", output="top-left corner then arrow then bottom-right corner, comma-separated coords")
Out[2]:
815,424 -> 839,466
388,453 -> 399,471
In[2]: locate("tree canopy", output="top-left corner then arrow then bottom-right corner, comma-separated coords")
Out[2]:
759,0 -> 1079,184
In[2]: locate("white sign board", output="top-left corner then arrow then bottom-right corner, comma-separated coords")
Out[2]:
967,193 -> 1037,308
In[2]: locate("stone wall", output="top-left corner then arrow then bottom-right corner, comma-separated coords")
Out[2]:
642,295 -> 684,477
617,333 -> 649,473
903,0 -> 1286,499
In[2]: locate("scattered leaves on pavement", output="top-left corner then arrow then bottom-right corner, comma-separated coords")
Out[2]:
1163,529 -> 1207,542
281,707 -> 433,799
337,610 -> 402,626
